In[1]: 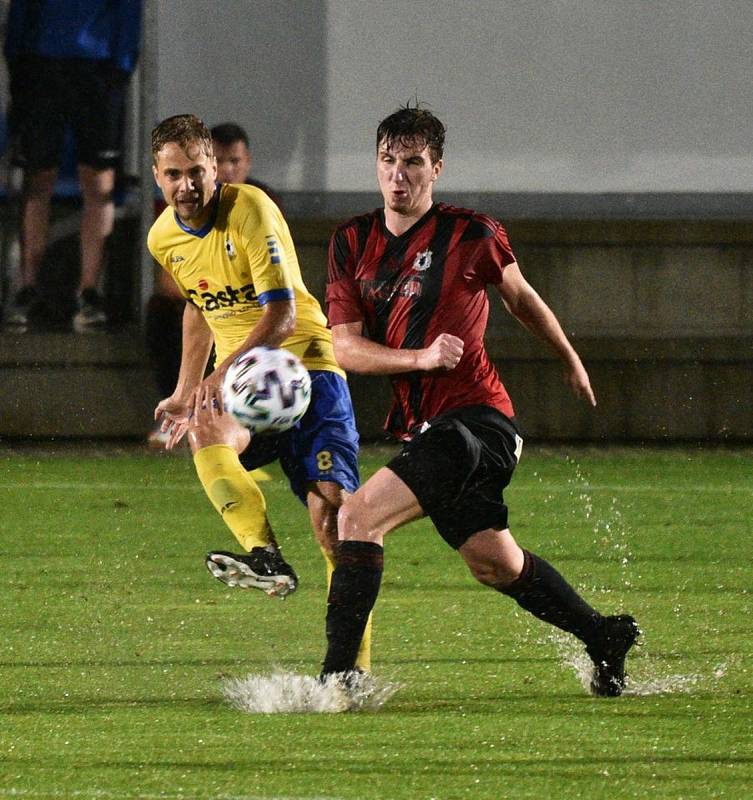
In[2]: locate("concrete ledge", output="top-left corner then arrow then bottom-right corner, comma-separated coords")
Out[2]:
2,207 -> 752,442
4,365 -> 158,438
347,337 -> 753,444
486,335 -> 753,363
281,192 -> 753,223
290,216 -> 753,245
0,328 -> 158,439
1,329 -> 750,441
0,330 -> 146,366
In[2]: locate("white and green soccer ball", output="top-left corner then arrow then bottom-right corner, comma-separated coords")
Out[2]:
222,346 -> 311,434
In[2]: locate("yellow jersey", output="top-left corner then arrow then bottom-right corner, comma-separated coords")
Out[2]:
147,183 -> 343,376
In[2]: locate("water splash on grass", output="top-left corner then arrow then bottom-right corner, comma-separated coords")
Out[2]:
563,454 -> 635,589
220,670 -> 402,714
554,457 -> 734,695
548,630 -> 726,696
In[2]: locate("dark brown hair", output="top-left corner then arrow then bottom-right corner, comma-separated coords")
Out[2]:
376,103 -> 446,164
211,122 -> 249,149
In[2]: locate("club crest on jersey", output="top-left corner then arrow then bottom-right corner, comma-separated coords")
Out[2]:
225,238 -> 236,259
413,249 -> 432,272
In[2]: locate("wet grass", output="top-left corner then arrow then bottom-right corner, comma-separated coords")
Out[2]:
0,442 -> 751,799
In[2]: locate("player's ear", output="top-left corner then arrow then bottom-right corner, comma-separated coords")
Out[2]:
431,159 -> 443,181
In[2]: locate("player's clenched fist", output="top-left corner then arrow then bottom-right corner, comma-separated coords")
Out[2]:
417,333 -> 464,372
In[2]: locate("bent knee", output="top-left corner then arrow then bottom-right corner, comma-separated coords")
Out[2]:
337,495 -> 382,543
467,559 -> 522,588
188,425 -> 224,452
189,419 -> 247,454
312,480 -> 347,510
460,528 -> 524,587
337,497 -> 365,540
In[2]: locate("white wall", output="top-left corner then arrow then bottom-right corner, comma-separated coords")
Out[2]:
155,0 -> 329,189
2,1 -> 750,194
324,0 -> 753,193
152,0 -> 753,193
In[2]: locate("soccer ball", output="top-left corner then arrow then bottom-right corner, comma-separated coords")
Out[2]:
222,346 -> 311,434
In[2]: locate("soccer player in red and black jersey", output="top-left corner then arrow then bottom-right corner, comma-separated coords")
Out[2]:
320,104 -> 639,700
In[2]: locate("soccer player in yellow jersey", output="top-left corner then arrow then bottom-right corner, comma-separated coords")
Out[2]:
148,114 -> 371,669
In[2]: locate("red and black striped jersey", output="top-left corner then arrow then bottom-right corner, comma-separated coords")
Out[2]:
326,202 -> 516,440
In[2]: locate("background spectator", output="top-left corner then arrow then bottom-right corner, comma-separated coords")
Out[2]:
3,0 -> 141,332
211,121 -> 284,212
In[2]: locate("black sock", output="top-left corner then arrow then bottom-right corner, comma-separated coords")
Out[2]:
496,549 -> 601,643
321,541 -> 384,676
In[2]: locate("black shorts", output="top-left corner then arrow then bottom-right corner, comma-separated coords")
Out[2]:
386,405 -> 523,549
7,56 -> 129,170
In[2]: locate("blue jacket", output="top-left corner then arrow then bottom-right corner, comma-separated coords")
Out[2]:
4,0 -> 141,74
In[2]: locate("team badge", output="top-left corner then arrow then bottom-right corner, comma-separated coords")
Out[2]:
413,249 -> 432,271
170,254 -> 184,263
225,238 -> 236,259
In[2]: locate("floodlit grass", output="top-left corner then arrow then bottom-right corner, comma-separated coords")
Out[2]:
1,442 -> 751,799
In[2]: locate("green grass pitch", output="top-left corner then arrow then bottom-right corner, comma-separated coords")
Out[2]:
1,443 -> 751,799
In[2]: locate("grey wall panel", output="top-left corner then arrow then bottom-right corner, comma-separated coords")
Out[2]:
150,0 -> 753,194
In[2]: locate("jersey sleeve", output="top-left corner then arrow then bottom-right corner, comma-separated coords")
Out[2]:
325,226 -> 365,326
237,193 -> 296,305
473,220 -> 517,285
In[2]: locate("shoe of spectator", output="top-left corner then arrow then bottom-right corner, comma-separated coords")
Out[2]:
205,546 -> 298,598
73,288 -> 107,331
5,286 -> 38,329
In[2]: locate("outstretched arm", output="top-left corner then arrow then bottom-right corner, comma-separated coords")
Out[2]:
496,262 -> 596,406
331,321 -> 464,375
